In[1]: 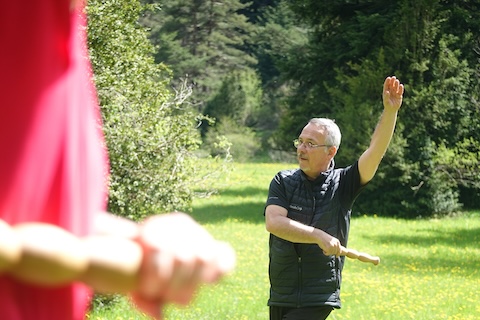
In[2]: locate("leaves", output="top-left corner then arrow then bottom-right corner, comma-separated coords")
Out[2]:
87,0 -> 208,219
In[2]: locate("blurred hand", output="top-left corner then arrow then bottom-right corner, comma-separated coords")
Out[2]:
130,212 -> 235,319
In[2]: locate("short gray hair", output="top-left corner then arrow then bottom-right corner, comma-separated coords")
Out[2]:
308,118 -> 342,148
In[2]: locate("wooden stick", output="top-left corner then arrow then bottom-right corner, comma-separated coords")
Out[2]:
0,220 -> 22,271
339,246 -> 380,265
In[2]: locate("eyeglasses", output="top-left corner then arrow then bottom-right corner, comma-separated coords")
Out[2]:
293,139 -> 331,149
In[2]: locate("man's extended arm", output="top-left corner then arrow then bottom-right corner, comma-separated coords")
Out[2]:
358,76 -> 404,185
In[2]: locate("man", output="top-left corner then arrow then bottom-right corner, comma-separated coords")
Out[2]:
264,76 -> 404,319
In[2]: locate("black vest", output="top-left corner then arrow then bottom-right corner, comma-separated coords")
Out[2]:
267,162 -> 361,308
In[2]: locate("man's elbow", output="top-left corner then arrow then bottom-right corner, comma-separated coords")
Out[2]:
265,217 -> 274,233
265,205 -> 288,234
265,214 -> 278,234
358,159 -> 379,185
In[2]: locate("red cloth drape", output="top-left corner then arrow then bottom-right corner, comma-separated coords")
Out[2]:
0,1 -> 108,319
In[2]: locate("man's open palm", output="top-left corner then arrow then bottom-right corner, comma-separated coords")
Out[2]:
383,76 -> 404,111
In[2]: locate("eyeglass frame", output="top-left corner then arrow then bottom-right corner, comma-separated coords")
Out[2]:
293,138 -> 332,149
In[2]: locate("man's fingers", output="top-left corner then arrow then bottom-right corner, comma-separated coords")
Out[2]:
383,76 -> 392,92
163,253 -> 198,303
385,76 -> 404,96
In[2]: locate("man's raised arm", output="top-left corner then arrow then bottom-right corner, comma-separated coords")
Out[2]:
358,76 -> 404,185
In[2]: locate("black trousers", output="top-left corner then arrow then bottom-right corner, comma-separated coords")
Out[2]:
270,306 -> 333,320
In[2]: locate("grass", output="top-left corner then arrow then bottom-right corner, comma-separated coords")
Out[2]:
88,161 -> 480,320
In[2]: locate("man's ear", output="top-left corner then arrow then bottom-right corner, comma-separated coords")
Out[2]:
328,146 -> 338,158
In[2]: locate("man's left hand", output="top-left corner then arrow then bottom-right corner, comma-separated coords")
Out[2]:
383,76 -> 404,111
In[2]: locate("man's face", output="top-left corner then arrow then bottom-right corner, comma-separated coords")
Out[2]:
296,123 -> 336,179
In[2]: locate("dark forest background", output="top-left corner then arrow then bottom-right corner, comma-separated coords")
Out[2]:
87,0 -> 480,218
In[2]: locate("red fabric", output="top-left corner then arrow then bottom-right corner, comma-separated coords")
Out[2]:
0,1 -> 108,319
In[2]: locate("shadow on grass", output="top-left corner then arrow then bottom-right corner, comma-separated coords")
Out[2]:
367,226 -> 480,249
363,227 -> 480,275
214,186 -> 269,198
191,187 -> 268,225
190,201 -> 266,225
191,186 -> 267,223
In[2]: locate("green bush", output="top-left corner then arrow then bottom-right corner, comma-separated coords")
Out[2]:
87,1 -> 208,219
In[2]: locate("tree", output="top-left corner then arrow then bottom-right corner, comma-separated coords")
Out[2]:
202,68 -> 263,161
87,0 -> 206,219
275,0 -> 480,216
141,0 -> 257,109
204,68 -> 263,126
243,0 -> 310,154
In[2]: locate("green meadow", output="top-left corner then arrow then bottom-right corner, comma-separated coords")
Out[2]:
88,162 -> 480,320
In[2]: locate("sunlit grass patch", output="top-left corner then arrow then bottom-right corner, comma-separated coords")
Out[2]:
88,161 -> 480,319
336,214 -> 480,320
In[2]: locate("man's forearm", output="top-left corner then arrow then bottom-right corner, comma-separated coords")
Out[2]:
0,219 -> 22,272
7,222 -> 90,285
370,108 -> 398,161
270,217 -> 320,243
266,213 -> 337,253
359,108 -> 398,183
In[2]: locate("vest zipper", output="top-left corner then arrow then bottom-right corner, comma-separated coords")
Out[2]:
308,195 -> 316,225
313,196 -> 316,221
297,256 -> 302,308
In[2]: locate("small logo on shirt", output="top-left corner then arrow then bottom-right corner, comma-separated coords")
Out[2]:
289,205 -> 303,211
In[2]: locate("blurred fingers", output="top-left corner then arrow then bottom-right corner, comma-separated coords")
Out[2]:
130,293 -> 163,320
134,212 -> 236,307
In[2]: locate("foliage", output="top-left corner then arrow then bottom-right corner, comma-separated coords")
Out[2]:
204,68 -> 263,127
248,0 -> 309,143
273,0 -> 480,217
204,117 -> 261,162
141,0 -> 257,108
434,138 -> 480,207
88,0 -> 480,216
87,0 -> 207,219
201,68 -> 266,162
326,50 -> 392,166
399,33 -> 479,217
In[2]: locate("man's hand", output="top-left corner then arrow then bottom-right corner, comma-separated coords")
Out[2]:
131,212 -> 236,320
383,76 -> 404,112
317,232 -> 342,257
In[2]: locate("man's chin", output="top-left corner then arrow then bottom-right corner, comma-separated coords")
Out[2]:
299,164 -> 309,173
